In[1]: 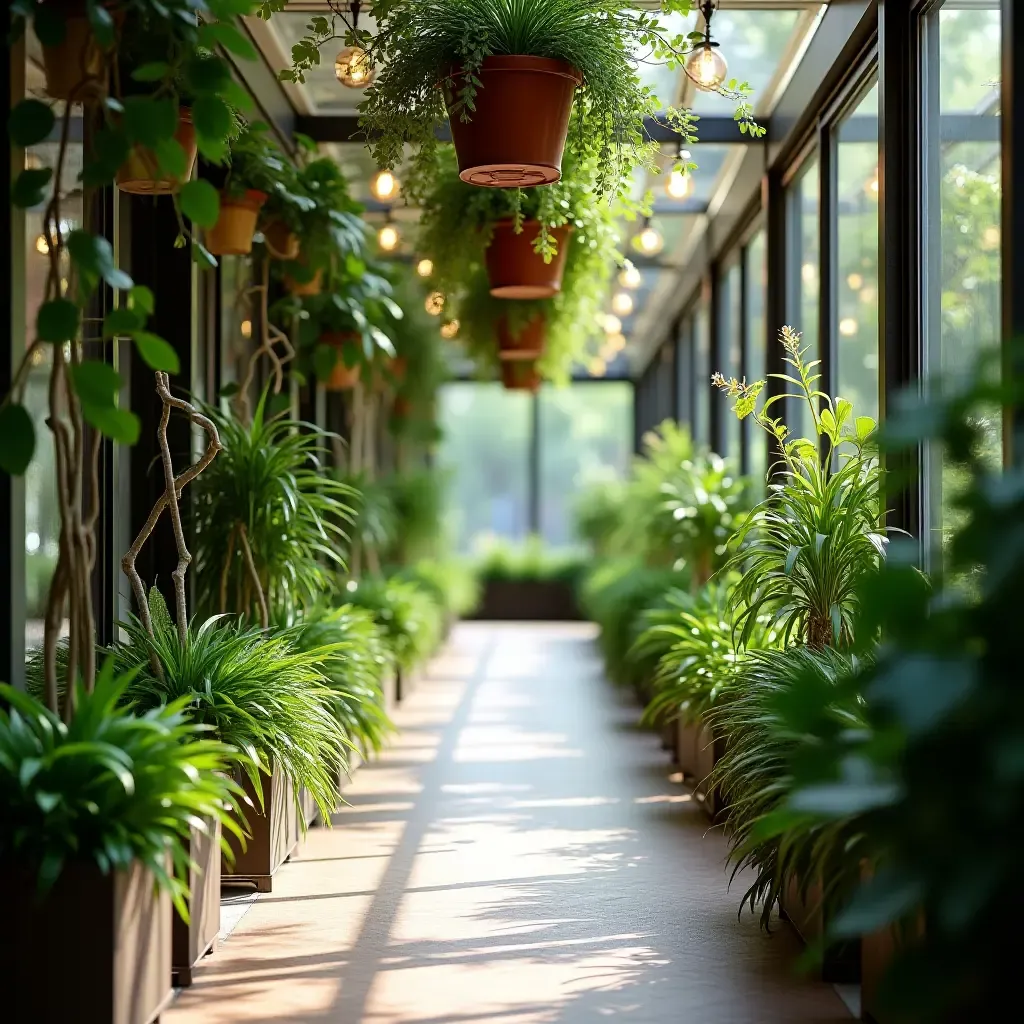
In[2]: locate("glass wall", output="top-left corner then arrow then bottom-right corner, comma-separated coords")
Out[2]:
923,1 -> 1003,549
692,297 -> 711,446
744,229 -> 768,489
786,158 -> 820,439
718,258 -> 743,461
538,384 -> 633,547
676,315 -> 693,429
835,82 -> 881,421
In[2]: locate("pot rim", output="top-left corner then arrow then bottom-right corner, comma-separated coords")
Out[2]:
442,55 -> 583,88
221,188 -> 268,211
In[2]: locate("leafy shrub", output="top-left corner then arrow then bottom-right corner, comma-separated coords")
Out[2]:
344,576 -> 444,671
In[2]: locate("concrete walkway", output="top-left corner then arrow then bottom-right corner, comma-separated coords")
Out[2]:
165,623 -> 852,1024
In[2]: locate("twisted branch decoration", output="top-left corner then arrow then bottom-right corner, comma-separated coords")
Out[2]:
122,372 -> 222,656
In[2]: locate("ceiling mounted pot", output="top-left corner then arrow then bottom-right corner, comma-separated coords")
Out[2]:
497,314 -> 546,361
486,221 -> 573,299
501,359 -> 541,393
116,108 -> 197,195
205,190 -> 268,257
445,56 -> 582,189
261,219 -> 301,261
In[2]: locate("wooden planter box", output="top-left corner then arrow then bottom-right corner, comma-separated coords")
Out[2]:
676,718 -> 700,779
781,874 -> 861,984
3,859 -> 172,1023
382,669 -> 399,713
692,719 -> 727,817
173,818 -> 221,986
471,578 -> 581,621
222,764 -> 300,892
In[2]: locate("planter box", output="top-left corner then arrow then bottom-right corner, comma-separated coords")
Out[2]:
862,926 -> 896,1023
471,578 -> 581,621
3,859 -> 172,1023
222,764 -> 300,892
382,669 -> 399,713
692,720 -> 726,817
676,718 -> 700,779
173,818 -> 221,986
781,874 -> 861,984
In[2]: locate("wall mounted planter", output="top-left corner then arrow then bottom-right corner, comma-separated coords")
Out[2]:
486,221 -> 572,299
205,189 -> 268,256
497,314 -> 546,361
3,859 -> 172,1023
173,818 -> 221,986
446,56 -> 582,188
116,108 -> 196,195
222,764 -> 300,892
262,219 -> 300,260
500,359 -> 541,392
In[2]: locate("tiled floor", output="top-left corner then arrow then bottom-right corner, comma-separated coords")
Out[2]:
164,622 -> 852,1023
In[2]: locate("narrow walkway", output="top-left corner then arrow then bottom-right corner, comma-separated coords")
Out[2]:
166,623 -> 852,1023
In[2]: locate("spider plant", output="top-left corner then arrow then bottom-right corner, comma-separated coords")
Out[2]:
713,326 -> 888,648
640,579 -> 780,728
293,605 -> 396,759
0,663 -> 245,919
707,646 -> 866,930
191,392 -> 355,625
344,576 -> 444,672
109,612 -> 346,823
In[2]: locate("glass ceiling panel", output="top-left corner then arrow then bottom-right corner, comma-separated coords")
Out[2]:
690,8 -> 802,115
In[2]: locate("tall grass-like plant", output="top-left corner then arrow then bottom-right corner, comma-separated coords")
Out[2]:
344,576 -> 444,671
713,327 -> 888,648
192,393 -> 354,626
0,665 -> 245,918
110,614 -> 346,822
707,646 -> 864,929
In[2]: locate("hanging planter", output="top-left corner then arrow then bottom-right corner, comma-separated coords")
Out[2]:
116,108 -> 197,195
486,221 -> 573,299
498,314 -> 546,361
261,218 -> 301,260
445,57 -> 582,189
284,265 -> 323,297
40,2 -> 115,102
319,331 -> 361,391
205,189 -> 268,256
501,359 -> 541,393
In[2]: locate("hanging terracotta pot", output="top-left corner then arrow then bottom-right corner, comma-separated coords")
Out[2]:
389,356 -> 408,382
284,266 -> 323,297
205,189 -> 268,256
116,108 -> 197,195
393,395 -> 411,419
320,331 -> 361,391
497,314 -> 546,361
444,56 -> 582,188
486,221 -> 573,299
40,2 -> 114,102
501,360 -> 541,393
261,219 -> 301,260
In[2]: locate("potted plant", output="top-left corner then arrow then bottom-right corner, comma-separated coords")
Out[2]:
31,0 -> 118,101
284,0 -> 762,199
500,358 -> 541,392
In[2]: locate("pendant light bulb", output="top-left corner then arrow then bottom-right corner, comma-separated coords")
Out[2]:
619,262 -> 642,289
425,291 -> 445,316
440,319 -> 460,339
416,258 -> 434,278
686,3 -> 728,93
611,292 -> 634,317
378,219 -> 400,252
666,168 -> 693,200
335,46 -> 375,88
604,313 -> 623,336
634,218 -> 664,257
372,169 -> 399,201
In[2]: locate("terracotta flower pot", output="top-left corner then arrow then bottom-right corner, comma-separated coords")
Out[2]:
486,221 -> 573,299
262,219 -> 300,260
393,395 -> 411,419
498,314 -> 546,361
320,331 -> 361,391
205,189 -> 268,256
501,360 -> 541,393
41,3 -> 112,102
445,56 -> 583,188
116,108 -> 197,195
390,356 -> 408,382
284,266 -> 323,296
5,858 -> 172,1023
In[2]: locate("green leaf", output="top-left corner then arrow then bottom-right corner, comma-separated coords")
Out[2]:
179,179 -> 221,229
831,869 -> 924,939
32,4 -> 66,47
86,2 -> 116,46
192,242 -> 217,269
0,403 -> 35,475
129,285 -> 155,316
152,138 -> 188,181
67,230 -> 133,291
856,416 -> 876,441
8,99 -> 55,147
11,167 -> 52,208
131,61 -> 171,83
184,53 -> 232,95
103,307 -> 142,338
313,343 -> 340,380
122,96 -> 178,147
132,331 -> 180,373
79,402 -> 140,445
197,22 -> 258,61
37,299 -> 79,342
68,359 -> 122,407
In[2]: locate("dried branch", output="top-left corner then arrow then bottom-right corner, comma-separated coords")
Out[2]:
122,372 -> 222,652
238,523 -> 269,629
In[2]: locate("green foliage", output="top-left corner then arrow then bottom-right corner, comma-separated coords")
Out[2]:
474,535 -> 586,586
284,157 -> 366,274
707,646 -> 865,930
754,349 -> 1024,1019
343,576 -> 444,671
343,472 -> 399,563
292,606 -> 396,760
398,558 -> 481,619
382,469 -> 447,565
191,393 -> 355,623
110,615 -> 346,825
0,663 -> 245,919
573,479 -> 627,559
714,328 -> 887,647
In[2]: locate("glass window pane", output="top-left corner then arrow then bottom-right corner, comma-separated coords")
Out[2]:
925,2 -> 1003,549
437,383 -> 532,553
693,299 -> 711,446
718,259 -> 743,460
836,82 -> 881,421
744,229 -> 768,490
676,317 -> 693,428
538,383 -> 633,549
787,159 -> 820,439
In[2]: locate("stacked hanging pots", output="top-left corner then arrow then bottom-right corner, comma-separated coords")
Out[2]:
501,360 -> 541,393
497,314 -> 546,362
485,222 -> 573,299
